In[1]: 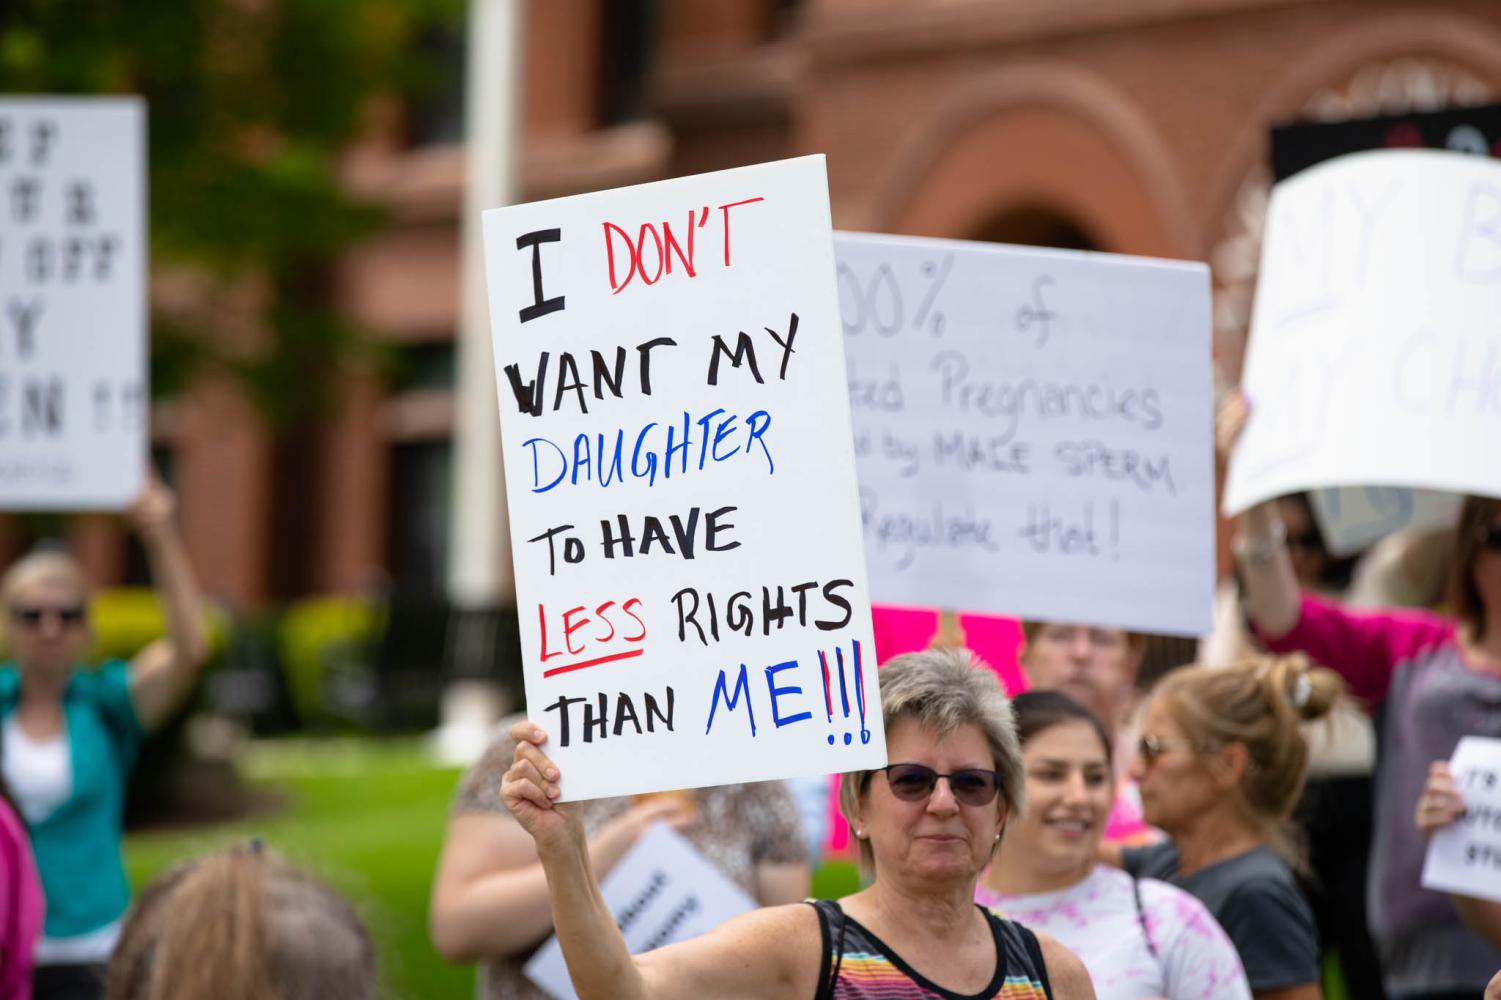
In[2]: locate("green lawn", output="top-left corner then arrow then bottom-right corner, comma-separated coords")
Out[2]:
124,739 -> 474,1000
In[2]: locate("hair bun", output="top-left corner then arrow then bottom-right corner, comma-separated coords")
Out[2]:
1275,655 -> 1342,721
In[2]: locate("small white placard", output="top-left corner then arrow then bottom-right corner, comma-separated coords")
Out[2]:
0,97 -> 147,509
1421,736 -> 1501,903
524,824 -> 757,1000
1224,150 -> 1501,515
837,232 -> 1214,637
1308,486 -> 1463,557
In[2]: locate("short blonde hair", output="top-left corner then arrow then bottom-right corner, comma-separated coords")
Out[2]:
1,548 -> 89,608
838,648 -> 1023,872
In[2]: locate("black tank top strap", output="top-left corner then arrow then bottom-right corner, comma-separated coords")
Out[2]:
806,898 -> 1050,1000
988,911 -> 1053,1000
806,899 -> 844,1000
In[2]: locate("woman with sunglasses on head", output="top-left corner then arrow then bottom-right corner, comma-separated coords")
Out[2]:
1121,654 -> 1339,1000
499,648 -> 1095,1000
0,476 -> 208,1000
1231,438 -> 1501,1000
979,691 -> 1250,1000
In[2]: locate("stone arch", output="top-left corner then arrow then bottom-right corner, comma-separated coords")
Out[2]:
1203,8 -> 1501,381
862,60 -> 1193,258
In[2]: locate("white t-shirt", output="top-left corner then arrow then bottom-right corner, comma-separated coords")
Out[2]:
978,864 -> 1252,1000
2,715 -> 71,824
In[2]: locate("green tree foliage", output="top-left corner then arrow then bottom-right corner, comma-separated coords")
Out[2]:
0,0 -> 463,424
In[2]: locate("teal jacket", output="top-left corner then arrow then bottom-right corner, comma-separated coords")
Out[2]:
0,660 -> 143,938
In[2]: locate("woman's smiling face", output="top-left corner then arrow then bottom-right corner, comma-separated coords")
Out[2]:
1012,719 -> 1113,877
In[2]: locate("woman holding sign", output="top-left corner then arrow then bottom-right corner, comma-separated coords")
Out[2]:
499,648 -> 1094,1000
1416,760 -> 1501,954
979,691 -> 1251,999
1232,397 -> 1501,1000
0,476 -> 208,1000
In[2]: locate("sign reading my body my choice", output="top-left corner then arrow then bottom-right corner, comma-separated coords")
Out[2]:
838,233 -> 1214,638
0,97 -> 146,509
484,156 -> 884,801
1223,150 -> 1501,515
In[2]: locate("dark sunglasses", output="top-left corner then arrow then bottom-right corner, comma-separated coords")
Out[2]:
8,605 -> 87,628
1285,531 -> 1323,553
878,763 -> 1002,807
1482,525 -> 1501,553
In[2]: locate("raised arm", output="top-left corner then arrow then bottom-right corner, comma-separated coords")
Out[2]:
500,722 -> 814,1000
125,475 -> 210,731
1218,390 -> 1301,638
1220,392 -> 1448,706
1234,501 -> 1303,640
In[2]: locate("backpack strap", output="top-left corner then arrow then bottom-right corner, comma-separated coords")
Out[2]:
1131,875 -> 1159,958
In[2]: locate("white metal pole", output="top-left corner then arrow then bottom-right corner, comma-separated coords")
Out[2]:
439,0 -> 524,762
450,0 -> 521,609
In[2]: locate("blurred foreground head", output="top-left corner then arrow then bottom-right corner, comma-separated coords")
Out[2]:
108,843 -> 376,1000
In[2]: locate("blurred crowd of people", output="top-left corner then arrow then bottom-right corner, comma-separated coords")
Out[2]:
0,381 -> 1497,1000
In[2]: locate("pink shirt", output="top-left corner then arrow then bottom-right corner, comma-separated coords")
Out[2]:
0,799 -> 42,1000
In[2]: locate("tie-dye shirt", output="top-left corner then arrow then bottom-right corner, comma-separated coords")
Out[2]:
808,899 -> 1051,999
976,865 -> 1251,1000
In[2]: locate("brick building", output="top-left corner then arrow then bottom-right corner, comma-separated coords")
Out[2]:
10,0 -> 1501,610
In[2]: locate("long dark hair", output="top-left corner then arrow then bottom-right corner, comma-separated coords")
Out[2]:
1452,494 -> 1501,643
1011,689 -> 1114,760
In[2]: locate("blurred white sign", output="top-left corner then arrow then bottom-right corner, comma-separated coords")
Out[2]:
838,232 -> 1215,637
1224,150 -> 1501,515
1422,736 -> 1501,904
524,824 -> 756,1000
0,97 -> 147,509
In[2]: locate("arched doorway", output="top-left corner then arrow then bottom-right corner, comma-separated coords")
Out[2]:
968,203 -> 1098,251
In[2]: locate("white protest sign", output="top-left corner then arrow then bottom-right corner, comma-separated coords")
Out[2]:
837,233 -> 1214,637
0,97 -> 147,509
484,156 -> 884,801
524,823 -> 756,1000
1421,736 -> 1501,903
1309,486 -> 1463,557
1224,150 -> 1501,515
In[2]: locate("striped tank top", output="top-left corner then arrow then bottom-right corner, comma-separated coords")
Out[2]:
808,899 -> 1053,1000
